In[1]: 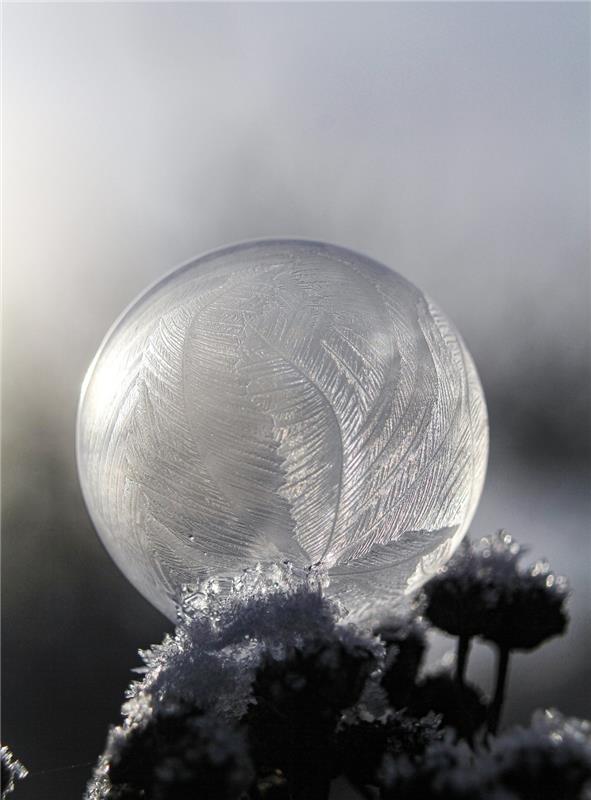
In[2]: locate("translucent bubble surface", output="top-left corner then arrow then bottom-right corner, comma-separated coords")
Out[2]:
77,240 -> 488,621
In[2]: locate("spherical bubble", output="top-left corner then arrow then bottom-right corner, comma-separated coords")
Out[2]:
77,240 -> 488,622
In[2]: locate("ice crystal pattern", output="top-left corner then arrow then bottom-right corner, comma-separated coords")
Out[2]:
77,240 -> 488,621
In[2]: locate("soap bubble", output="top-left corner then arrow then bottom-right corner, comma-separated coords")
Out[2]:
77,240 -> 488,622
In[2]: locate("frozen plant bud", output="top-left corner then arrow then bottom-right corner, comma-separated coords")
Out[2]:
422,538 -> 491,639
87,567 -> 383,799
422,532 -> 569,651
489,709 -> 591,800
379,709 -> 591,800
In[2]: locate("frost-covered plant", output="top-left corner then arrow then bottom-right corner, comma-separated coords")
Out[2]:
409,670 -> 488,744
379,709 -> 591,800
0,746 -> 27,799
86,563 -> 384,800
246,636 -> 377,798
105,702 -> 253,800
422,531 -> 569,733
379,738 -> 486,800
488,709 -> 591,800
80,536 -> 584,800
4,534 -> 585,799
336,710 -> 444,789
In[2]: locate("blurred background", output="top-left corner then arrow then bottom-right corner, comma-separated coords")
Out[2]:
2,3 -> 589,798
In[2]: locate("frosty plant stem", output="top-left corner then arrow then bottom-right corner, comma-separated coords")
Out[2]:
455,633 -> 471,687
422,531 -> 570,742
489,645 -> 511,735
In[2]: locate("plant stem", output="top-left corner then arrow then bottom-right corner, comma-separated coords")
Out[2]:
488,646 -> 510,735
455,635 -> 471,687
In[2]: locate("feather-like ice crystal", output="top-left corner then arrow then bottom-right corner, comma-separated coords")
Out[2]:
77,240 -> 488,621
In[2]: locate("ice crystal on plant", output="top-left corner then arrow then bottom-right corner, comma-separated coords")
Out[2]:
127,562 -> 361,723
86,562 -> 381,799
379,710 -> 591,800
531,708 -> 591,748
0,747 -> 27,799
488,709 -> 591,800
423,531 -> 569,650
105,702 -> 253,800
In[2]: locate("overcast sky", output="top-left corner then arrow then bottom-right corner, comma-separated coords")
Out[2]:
4,3 -> 589,445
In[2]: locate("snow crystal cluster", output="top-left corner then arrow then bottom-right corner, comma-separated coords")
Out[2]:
85,562 -> 383,799
0,746 -> 27,799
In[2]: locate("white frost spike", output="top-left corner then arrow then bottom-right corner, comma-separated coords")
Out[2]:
77,239 -> 488,621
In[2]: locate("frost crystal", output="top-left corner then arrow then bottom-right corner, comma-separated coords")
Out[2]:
127,563 -> 349,722
0,746 -> 27,799
77,239 -> 488,622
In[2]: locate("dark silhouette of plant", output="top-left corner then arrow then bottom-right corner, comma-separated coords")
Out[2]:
375,617 -> 426,709
246,638 -> 376,800
409,671 -> 488,744
105,701 -> 253,800
379,709 -> 591,800
423,531 -> 569,734
6,532 -> 586,800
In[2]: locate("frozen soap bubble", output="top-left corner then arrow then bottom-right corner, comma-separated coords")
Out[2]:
77,240 -> 488,622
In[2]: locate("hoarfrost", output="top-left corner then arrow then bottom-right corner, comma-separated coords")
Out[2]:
85,562 -> 383,799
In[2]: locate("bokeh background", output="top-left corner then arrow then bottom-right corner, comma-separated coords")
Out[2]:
2,3 -> 589,798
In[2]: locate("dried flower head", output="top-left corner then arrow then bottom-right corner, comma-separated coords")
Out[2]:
410,671 -> 488,742
423,531 -> 569,651
336,710 -> 443,787
86,563 -> 381,799
379,739 -> 488,800
109,702 -> 253,800
133,563 -> 338,723
380,709 -> 591,800
489,709 -> 591,800
247,635 -> 377,793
